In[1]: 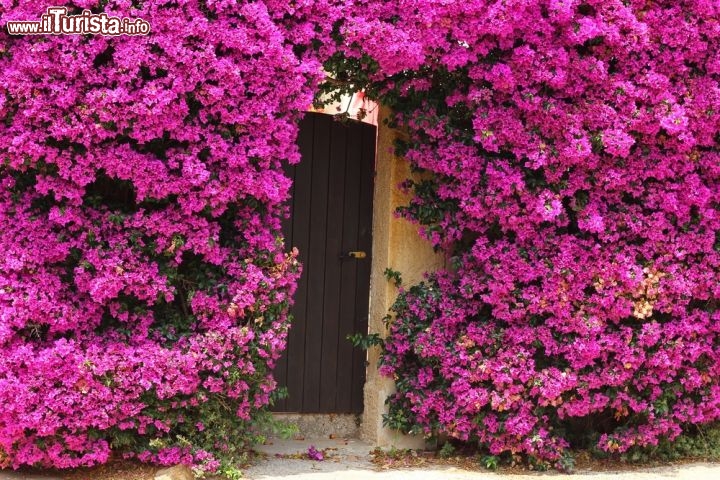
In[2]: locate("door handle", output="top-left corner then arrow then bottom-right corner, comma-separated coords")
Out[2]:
340,251 -> 367,259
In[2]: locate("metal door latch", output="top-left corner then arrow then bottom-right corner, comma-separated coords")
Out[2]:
340,251 -> 367,259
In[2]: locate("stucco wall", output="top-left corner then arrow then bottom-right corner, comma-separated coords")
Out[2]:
361,106 -> 446,447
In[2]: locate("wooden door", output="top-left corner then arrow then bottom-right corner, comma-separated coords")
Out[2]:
273,112 -> 376,414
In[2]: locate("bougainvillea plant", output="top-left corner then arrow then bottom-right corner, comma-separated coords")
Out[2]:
1,0 -> 719,474
313,0 -> 720,469
0,0 -> 319,474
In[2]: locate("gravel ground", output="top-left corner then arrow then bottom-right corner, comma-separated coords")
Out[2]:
0,474 -> 62,480
245,463 -> 720,480
245,438 -> 720,480
2,438 -> 720,480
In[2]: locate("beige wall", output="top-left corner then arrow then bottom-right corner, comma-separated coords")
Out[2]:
361,106 -> 446,447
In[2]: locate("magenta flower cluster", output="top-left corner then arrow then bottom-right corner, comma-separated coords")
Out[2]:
1,0 -> 718,472
0,0 -> 317,470
309,0 -> 719,467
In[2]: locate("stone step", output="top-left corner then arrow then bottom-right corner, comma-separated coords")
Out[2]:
270,413 -> 361,440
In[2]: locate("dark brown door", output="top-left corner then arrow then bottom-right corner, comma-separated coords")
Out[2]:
273,112 -> 376,414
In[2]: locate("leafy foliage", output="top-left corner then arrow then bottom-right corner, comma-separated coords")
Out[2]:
1,0 -> 719,474
313,0 -> 720,470
0,0 -> 311,472
347,333 -> 384,350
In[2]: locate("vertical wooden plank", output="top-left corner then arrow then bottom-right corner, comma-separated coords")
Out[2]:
302,113 -> 332,412
283,114 -> 314,412
351,123 -> 376,413
319,120 -> 348,412
335,121 -> 363,413
273,158 -> 296,412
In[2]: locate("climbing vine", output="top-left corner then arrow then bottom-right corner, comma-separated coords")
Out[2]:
1,0 -> 719,474
315,0 -> 720,469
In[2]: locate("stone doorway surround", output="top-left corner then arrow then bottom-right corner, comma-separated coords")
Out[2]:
360,106 -> 446,448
